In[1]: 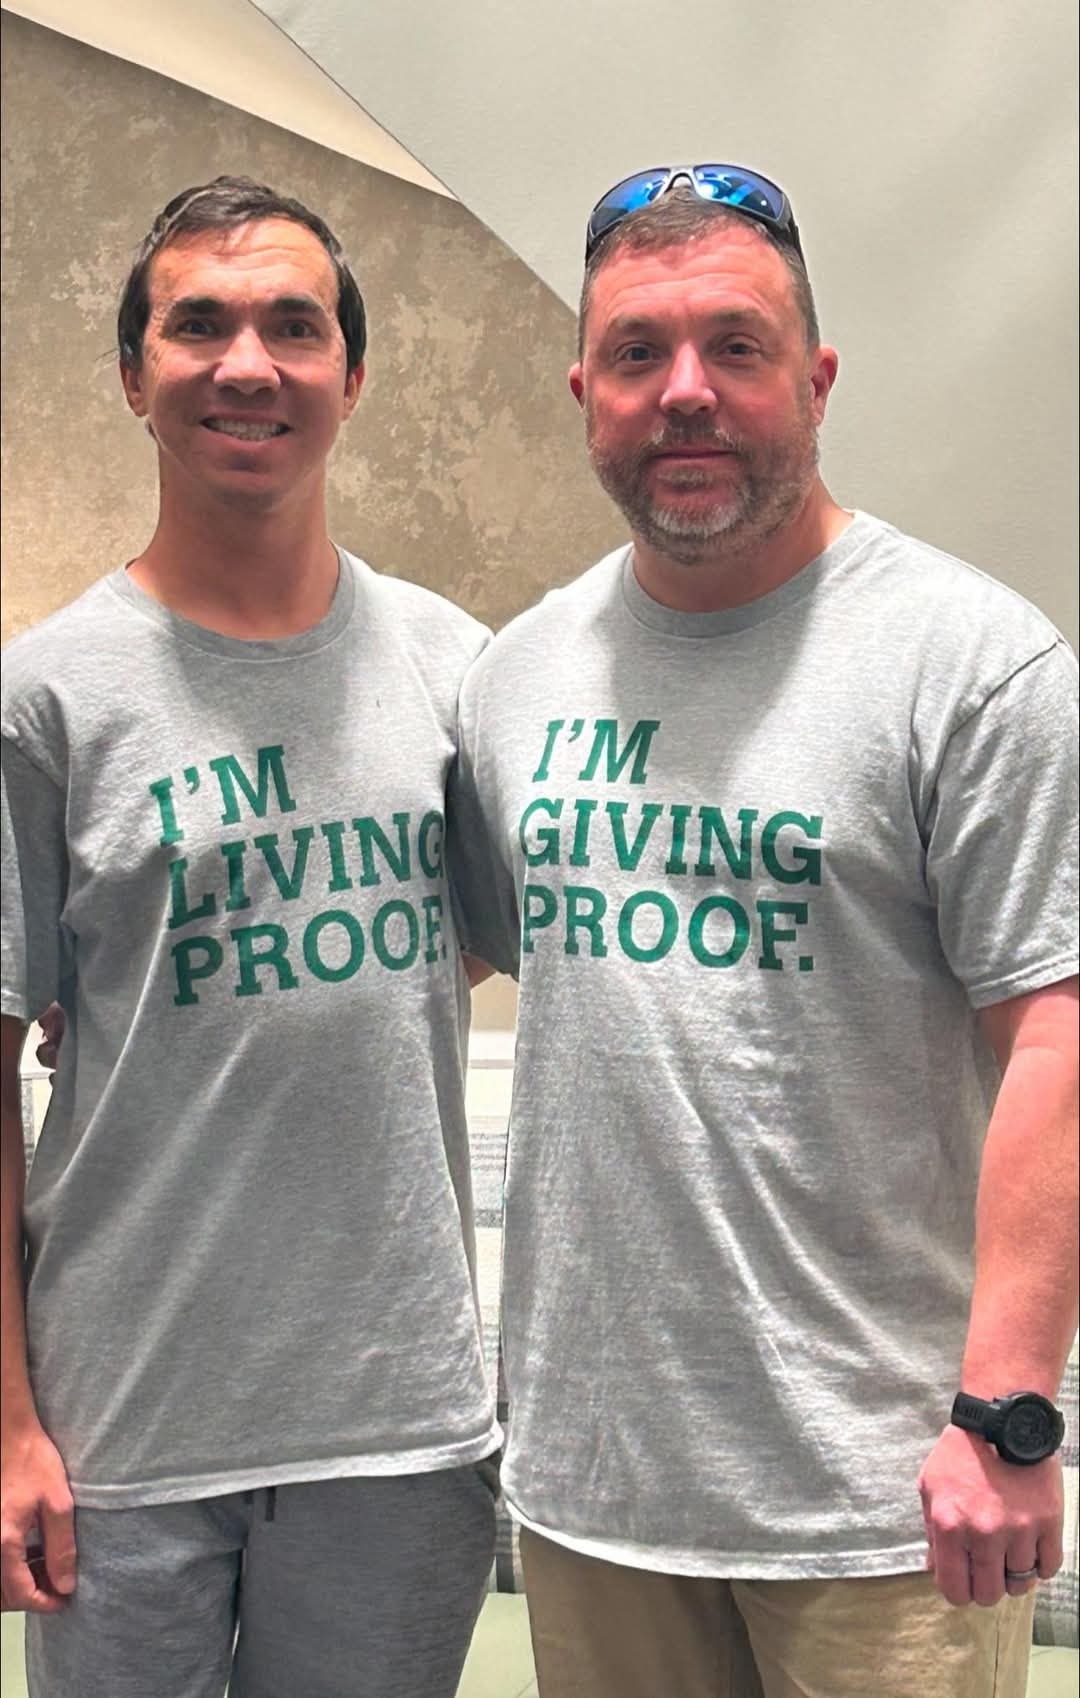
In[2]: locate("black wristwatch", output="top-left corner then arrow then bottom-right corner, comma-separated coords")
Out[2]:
950,1391 -> 1065,1466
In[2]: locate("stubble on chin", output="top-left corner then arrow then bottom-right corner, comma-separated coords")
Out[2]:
587,412 -> 820,569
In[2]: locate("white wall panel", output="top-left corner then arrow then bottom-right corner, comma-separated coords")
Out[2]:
3,0 -> 451,193
252,0 -> 1079,641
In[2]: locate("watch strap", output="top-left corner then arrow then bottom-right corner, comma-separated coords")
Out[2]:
951,1391 -> 995,1434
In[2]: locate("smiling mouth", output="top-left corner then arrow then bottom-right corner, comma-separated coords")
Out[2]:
204,419 -> 289,441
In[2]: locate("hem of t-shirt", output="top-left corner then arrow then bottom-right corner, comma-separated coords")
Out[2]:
69,1420 -> 503,1510
508,1502 -> 927,1580
965,952 -> 1079,1011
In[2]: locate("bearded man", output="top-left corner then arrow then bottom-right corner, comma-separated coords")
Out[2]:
450,166 -> 1079,1698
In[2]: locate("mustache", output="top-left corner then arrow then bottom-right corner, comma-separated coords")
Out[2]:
641,423 -> 747,457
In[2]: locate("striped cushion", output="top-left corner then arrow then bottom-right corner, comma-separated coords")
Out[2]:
466,1037 -> 525,1591
1034,1339 -> 1079,1648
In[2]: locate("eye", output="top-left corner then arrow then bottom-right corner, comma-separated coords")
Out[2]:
722,339 -> 758,359
614,343 -> 657,366
279,320 -> 320,340
175,317 -> 216,337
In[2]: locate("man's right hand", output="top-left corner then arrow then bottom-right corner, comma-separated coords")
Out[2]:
0,1424 -> 76,1612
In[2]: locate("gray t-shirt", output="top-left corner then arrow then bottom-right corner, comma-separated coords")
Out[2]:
1,551 -> 500,1507
450,511 -> 1079,1579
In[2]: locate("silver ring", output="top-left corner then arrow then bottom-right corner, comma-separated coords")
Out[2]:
1004,1566 -> 1039,1581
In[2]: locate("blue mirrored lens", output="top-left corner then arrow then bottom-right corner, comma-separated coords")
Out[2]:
586,165 -> 795,260
692,166 -> 784,221
590,170 -> 669,240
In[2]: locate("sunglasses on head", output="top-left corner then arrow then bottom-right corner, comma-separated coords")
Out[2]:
585,165 -> 802,263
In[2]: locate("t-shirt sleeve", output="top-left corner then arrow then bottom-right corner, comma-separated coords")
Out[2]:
924,640 -> 1079,1007
446,676 -> 521,980
1,734 -> 68,1023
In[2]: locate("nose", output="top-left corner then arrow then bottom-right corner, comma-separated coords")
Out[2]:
660,344 -> 718,417
214,326 -> 281,395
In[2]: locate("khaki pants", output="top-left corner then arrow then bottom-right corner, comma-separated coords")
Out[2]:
519,1526 -> 1036,1698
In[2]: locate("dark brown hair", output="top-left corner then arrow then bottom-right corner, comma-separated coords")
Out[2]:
117,176 -> 366,371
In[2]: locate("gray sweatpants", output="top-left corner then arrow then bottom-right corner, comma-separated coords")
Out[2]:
25,1464 -> 498,1698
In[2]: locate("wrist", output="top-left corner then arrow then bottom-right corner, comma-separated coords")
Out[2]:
0,1392 -> 45,1448
950,1388 -> 1065,1466
959,1367 -> 1060,1401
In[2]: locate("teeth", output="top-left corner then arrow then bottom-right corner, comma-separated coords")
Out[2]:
206,420 -> 286,440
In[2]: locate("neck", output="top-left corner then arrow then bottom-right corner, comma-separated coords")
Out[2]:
631,481 -> 852,614
129,470 -> 339,638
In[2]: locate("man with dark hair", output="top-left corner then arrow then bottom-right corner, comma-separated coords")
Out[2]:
115,177 -> 369,373
451,166 -> 1078,1696
1,177 -> 499,1695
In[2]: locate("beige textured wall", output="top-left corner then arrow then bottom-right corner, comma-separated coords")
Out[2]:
0,13 -> 625,643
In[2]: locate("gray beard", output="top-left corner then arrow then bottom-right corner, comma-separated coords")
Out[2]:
587,413 -> 819,567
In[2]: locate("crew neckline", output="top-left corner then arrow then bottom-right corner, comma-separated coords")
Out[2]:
619,511 -> 875,638
104,547 -> 357,660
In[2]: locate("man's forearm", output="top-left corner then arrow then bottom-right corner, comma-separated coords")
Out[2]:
962,988 -> 1079,1398
1,1017 -> 39,1438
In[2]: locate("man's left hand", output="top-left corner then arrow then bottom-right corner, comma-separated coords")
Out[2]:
918,1424 -> 1064,1606
33,1005 -> 65,1074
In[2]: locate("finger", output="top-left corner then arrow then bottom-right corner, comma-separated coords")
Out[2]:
1004,1573 -> 1039,1596
27,1547 -> 70,1612
931,1540 -> 974,1607
35,1042 -> 58,1070
1036,1529 -> 1064,1580
0,1544 -> 66,1615
918,1484 -> 934,1571
1003,1541 -> 1040,1596
39,1502 -> 77,1598
970,1549 -> 1008,1608
40,1004 -> 65,1043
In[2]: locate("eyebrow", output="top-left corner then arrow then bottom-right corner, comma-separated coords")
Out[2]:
603,308 -> 772,340
163,294 -> 331,320
271,295 -> 331,318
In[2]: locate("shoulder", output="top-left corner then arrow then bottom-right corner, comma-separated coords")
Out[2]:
848,513 -> 1073,715
461,547 -> 628,707
2,575 -> 130,752
3,575 -> 124,677
855,513 -> 1065,658
341,550 -> 490,667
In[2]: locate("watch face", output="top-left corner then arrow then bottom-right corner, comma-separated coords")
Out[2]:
1002,1399 -> 1056,1461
